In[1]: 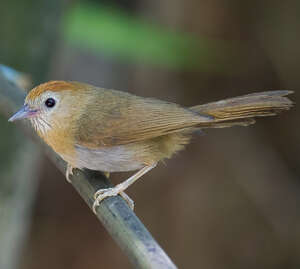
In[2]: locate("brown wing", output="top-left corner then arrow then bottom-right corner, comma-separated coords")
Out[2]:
75,87 -> 212,148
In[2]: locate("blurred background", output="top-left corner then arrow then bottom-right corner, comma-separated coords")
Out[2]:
0,0 -> 300,268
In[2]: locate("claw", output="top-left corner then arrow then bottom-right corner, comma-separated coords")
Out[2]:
66,164 -> 74,183
120,192 -> 135,210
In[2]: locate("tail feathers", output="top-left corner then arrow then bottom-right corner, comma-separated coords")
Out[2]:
190,90 -> 293,128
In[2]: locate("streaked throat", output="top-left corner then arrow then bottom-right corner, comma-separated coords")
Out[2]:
30,116 -> 52,136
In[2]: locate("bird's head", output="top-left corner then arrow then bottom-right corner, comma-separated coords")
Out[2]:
8,81 -> 90,135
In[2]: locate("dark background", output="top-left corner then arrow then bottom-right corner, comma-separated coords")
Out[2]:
0,0 -> 299,268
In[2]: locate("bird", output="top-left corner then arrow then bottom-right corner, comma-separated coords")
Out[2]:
8,81 -> 293,213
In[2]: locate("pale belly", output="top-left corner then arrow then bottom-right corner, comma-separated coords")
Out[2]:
61,144 -> 145,172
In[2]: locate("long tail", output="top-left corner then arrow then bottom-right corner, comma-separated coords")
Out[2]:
190,90 -> 293,128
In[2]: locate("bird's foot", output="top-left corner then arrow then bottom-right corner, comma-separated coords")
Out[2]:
66,164 -> 74,183
92,164 -> 157,214
93,186 -> 134,214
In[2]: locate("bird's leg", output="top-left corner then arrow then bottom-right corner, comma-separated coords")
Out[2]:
103,172 -> 110,178
102,171 -> 134,209
93,163 -> 157,214
66,163 -> 74,183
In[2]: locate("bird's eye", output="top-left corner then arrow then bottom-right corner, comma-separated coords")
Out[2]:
45,98 -> 56,108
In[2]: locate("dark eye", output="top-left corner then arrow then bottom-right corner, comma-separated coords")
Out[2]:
45,98 -> 56,108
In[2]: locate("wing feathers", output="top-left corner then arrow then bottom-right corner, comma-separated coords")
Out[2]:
75,88 -> 211,148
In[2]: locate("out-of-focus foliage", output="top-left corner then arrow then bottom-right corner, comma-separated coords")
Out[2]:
63,2 -> 248,74
0,0 -> 65,83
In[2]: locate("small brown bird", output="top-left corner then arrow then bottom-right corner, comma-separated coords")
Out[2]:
9,81 -> 293,213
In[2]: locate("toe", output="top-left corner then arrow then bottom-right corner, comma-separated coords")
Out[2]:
92,200 -> 99,214
94,187 -> 113,199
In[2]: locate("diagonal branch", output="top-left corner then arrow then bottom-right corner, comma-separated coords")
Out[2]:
0,70 -> 177,269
